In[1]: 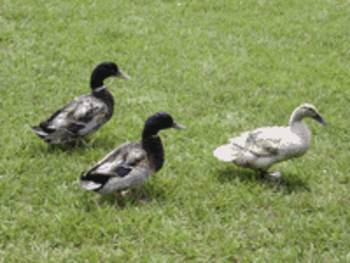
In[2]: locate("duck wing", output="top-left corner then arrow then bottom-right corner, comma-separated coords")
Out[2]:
32,94 -> 109,144
230,127 -> 296,156
46,94 -> 109,135
79,141 -> 154,192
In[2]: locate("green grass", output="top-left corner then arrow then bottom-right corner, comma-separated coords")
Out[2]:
1,0 -> 350,261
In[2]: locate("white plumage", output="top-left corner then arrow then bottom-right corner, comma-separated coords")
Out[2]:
213,104 -> 326,174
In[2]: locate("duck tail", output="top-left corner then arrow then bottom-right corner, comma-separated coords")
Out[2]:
213,143 -> 240,162
78,172 -> 103,191
31,126 -> 49,139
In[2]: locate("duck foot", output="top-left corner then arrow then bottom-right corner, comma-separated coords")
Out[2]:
261,170 -> 283,187
119,188 -> 139,197
259,170 -> 281,179
119,189 -> 130,197
269,170 -> 281,179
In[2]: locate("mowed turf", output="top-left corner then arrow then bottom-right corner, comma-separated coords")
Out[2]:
1,0 -> 349,261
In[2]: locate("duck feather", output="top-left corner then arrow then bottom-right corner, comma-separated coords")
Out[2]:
214,104 -> 325,172
78,112 -> 185,195
32,93 -> 111,144
79,141 -> 155,194
31,61 -> 129,145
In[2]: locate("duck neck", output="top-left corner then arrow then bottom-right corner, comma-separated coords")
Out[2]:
91,79 -> 105,90
289,117 -> 311,145
90,69 -> 106,90
142,133 -> 164,172
91,86 -> 114,121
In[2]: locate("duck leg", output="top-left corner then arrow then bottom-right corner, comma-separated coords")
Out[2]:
68,138 -> 88,147
258,169 -> 282,185
258,169 -> 268,179
66,140 -> 79,147
75,138 -> 87,147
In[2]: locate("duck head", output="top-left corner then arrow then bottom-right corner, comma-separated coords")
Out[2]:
90,61 -> 131,90
290,103 -> 327,125
142,112 -> 186,138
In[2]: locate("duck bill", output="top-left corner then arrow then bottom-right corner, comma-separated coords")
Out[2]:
116,70 -> 131,80
314,115 -> 327,125
173,122 -> 186,129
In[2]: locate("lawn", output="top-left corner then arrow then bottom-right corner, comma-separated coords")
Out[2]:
1,0 -> 349,261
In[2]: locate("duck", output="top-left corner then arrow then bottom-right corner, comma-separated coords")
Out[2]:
31,62 -> 130,145
213,103 -> 326,177
78,112 -> 186,194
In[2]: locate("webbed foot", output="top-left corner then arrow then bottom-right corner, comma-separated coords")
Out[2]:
267,170 -> 282,187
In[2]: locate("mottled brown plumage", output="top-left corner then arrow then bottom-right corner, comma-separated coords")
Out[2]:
79,113 -> 185,194
31,62 -> 130,145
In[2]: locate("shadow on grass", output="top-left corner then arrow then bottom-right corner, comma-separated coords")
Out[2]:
215,166 -> 311,194
80,184 -> 167,210
29,135 -> 119,155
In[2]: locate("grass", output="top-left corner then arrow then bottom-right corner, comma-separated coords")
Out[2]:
1,0 -> 350,261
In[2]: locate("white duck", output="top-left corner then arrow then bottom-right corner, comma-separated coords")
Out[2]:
213,104 -> 326,177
